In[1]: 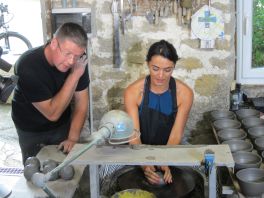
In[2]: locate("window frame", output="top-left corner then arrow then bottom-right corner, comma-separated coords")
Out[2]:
236,0 -> 264,84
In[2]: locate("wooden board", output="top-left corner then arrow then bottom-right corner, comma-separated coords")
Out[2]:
66,144 -> 234,167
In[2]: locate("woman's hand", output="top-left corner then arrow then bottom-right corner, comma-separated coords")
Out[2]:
142,165 -> 160,184
160,166 -> 172,184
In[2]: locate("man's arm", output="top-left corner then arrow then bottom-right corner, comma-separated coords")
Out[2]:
32,57 -> 88,121
32,73 -> 80,121
59,88 -> 89,152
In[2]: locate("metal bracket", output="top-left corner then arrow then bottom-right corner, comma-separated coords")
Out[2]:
204,149 -> 215,176
204,149 -> 216,198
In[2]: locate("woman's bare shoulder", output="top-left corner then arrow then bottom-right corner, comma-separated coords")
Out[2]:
175,79 -> 194,101
126,77 -> 145,92
124,77 -> 145,105
175,79 -> 192,92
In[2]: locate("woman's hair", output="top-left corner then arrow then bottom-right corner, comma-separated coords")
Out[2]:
54,22 -> 88,48
146,40 -> 179,64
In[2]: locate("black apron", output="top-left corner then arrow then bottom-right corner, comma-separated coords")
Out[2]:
139,75 -> 178,145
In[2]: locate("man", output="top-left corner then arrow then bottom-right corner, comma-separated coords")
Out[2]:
124,40 -> 193,185
12,22 -> 89,165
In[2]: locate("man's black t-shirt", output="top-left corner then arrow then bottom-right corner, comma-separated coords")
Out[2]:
11,45 -> 89,132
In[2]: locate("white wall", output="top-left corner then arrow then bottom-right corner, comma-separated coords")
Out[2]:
2,0 -> 44,47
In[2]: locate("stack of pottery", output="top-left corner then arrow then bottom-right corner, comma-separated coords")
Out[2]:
211,109 -> 264,197
211,110 -> 253,152
236,109 -> 264,157
235,109 -> 264,135
235,109 -> 264,196
211,110 -> 245,144
211,110 -> 242,143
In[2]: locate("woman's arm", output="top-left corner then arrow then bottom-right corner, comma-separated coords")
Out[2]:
124,79 -> 143,145
167,79 -> 194,145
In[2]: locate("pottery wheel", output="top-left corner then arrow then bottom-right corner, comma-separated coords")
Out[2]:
111,166 -> 199,198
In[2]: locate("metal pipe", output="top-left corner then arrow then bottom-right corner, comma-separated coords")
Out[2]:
32,123 -> 114,188
45,124 -> 114,180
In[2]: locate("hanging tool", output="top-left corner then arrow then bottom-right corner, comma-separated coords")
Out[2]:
120,0 -> 133,33
120,0 -> 125,34
112,0 -> 121,68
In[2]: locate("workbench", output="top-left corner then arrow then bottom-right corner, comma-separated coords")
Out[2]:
65,143 -> 234,198
5,143 -> 234,197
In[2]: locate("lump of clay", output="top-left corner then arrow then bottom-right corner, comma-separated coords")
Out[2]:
42,159 -> 58,169
24,164 -> 39,181
155,171 -> 166,186
25,156 -> 40,170
43,163 -> 59,181
59,165 -> 75,180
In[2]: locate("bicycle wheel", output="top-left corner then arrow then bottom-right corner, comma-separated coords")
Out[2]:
0,31 -> 32,65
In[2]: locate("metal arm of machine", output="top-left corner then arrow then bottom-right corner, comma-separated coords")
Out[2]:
204,149 -> 216,198
31,123 -> 114,188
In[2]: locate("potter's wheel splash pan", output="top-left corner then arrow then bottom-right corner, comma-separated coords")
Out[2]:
103,166 -> 203,198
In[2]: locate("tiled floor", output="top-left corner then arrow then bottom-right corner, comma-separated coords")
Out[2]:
0,104 -> 23,198
0,104 -> 22,168
0,0 -> 42,169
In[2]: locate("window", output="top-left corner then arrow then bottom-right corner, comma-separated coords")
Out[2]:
237,0 -> 264,84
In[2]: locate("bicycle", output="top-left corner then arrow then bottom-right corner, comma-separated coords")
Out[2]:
0,3 -> 32,64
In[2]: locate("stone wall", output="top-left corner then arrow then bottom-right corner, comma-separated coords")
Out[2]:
46,0 -> 236,144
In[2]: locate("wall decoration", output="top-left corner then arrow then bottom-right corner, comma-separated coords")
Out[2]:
191,4 -> 224,49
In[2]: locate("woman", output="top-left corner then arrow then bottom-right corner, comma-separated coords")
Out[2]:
124,40 -> 193,185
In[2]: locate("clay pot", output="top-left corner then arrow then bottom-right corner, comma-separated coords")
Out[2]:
217,128 -> 246,142
235,109 -> 260,121
236,168 -> 264,197
248,126 -> 264,140
232,151 -> 262,172
210,110 -> 235,121
213,119 -> 241,131
254,137 -> 264,152
59,165 -> 75,180
25,156 -> 40,170
242,117 -> 264,130
222,139 -> 253,153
